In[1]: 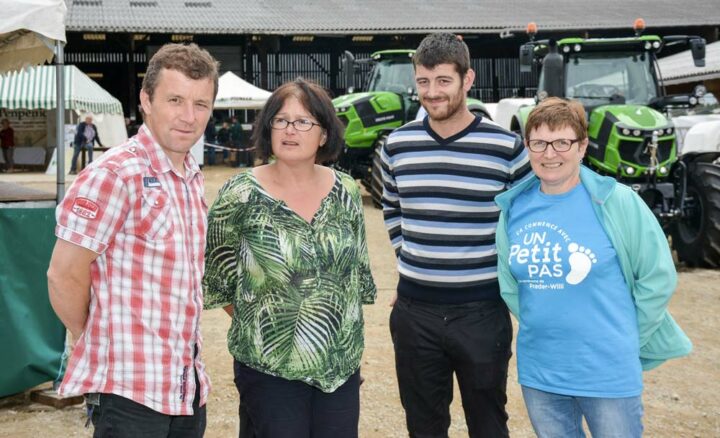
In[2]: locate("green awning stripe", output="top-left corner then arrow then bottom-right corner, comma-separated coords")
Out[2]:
0,65 -> 122,115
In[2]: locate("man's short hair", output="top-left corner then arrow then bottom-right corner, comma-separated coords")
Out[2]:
142,43 -> 219,101
525,97 -> 588,140
413,33 -> 471,77
252,78 -> 343,164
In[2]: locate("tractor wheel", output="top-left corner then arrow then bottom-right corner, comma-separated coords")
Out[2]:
369,136 -> 387,209
672,162 -> 720,268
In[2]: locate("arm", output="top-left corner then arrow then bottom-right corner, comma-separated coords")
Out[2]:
621,191 -> 678,347
496,210 -> 520,318
351,179 -> 377,305
94,124 -> 104,148
47,239 -> 100,338
379,137 -> 401,306
203,179 -> 240,311
379,137 -> 402,257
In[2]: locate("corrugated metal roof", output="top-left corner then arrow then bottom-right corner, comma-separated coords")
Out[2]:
659,41 -> 720,85
65,0 -> 720,35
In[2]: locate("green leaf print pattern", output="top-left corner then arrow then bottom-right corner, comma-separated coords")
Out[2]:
204,170 -> 376,392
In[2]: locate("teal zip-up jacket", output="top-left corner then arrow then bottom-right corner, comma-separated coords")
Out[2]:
495,166 -> 692,371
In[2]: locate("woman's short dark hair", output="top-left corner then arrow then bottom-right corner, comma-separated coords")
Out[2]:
252,78 -> 343,163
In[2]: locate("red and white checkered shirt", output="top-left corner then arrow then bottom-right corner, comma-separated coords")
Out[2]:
55,125 -> 210,415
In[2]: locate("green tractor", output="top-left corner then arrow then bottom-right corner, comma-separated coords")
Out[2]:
500,20 -> 720,267
332,49 -> 489,206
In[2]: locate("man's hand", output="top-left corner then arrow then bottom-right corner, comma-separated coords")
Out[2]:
47,239 -> 99,338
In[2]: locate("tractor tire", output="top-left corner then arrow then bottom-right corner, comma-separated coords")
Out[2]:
672,162 -> 720,268
368,138 -> 387,209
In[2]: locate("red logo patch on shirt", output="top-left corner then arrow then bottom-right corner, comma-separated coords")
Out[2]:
71,197 -> 100,219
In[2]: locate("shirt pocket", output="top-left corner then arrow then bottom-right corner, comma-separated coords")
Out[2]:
137,190 -> 176,240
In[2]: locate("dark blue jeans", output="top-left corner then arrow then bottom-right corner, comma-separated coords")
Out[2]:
390,296 -> 513,438
87,376 -> 206,437
233,361 -> 360,438
70,142 -> 93,172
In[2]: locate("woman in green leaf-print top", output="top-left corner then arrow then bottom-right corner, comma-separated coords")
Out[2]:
203,79 -> 376,437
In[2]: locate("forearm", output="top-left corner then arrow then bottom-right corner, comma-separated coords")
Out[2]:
47,269 -> 91,338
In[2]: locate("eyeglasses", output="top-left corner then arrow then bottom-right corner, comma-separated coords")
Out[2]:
526,138 -> 579,153
270,117 -> 321,132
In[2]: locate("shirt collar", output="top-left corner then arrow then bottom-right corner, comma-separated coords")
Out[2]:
135,124 -> 201,179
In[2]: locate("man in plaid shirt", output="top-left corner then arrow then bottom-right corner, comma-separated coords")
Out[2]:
47,43 -> 218,437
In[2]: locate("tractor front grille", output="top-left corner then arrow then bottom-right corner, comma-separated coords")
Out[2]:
618,139 -> 673,166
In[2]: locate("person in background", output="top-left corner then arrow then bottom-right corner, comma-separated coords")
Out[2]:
47,42 -> 219,437
204,78 -> 376,438
125,116 -> 139,137
496,97 -> 691,437
230,115 -> 244,167
380,33 -> 531,438
0,118 -> 15,172
217,119 -> 231,163
69,115 -> 104,175
205,116 -> 217,165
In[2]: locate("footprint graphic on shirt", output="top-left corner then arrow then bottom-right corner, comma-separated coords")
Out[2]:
565,242 -> 597,285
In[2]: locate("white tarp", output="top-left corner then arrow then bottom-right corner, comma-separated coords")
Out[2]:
0,0 -> 67,74
214,71 -> 271,110
0,65 -> 127,148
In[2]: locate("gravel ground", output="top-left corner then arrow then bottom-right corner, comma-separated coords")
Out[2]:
1,165 -> 719,437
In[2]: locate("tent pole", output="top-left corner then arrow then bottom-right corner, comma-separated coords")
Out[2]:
55,41 -> 65,203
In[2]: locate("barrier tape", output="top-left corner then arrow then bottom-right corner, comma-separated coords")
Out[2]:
204,142 -> 256,153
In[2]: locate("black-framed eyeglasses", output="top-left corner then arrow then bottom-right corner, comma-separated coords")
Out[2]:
270,117 -> 321,132
526,138 -> 579,153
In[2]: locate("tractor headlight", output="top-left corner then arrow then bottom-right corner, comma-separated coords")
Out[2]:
626,166 -> 635,175
573,44 -> 582,52
622,128 -> 631,136
665,127 -> 673,135
653,41 -> 661,49
632,129 -> 641,137
336,106 -> 349,113
562,45 -> 571,53
644,42 -> 652,50
659,166 -> 668,175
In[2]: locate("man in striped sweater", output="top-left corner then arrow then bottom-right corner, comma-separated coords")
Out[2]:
381,33 -> 531,437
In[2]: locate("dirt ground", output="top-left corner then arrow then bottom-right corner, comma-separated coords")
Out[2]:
1,165 -> 719,437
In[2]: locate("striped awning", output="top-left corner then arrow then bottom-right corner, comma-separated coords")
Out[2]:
0,65 -> 123,115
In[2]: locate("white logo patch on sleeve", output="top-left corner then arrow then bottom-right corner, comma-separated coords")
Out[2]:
71,197 -> 100,219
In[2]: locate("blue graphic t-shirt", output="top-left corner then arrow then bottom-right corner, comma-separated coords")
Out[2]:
508,183 -> 642,397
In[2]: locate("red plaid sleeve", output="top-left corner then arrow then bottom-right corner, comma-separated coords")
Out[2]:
56,167 -> 131,254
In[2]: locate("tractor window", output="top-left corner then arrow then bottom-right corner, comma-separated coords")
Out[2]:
366,58 -> 415,95
565,52 -> 658,106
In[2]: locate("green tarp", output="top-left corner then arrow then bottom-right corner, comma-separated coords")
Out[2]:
0,207 -> 65,397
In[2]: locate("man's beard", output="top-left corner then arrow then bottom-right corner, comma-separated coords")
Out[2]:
420,88 -> 465,122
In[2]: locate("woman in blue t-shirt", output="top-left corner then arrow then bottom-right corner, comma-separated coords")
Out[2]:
495,97 -> 691,437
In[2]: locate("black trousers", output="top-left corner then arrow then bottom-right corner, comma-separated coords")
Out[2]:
88,376 -> 206,438
390,296 -> 513,438
233,361 -> 360,438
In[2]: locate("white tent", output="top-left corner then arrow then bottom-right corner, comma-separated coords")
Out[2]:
0,0 -> 66,73
0,65 -> 127,148
1,0 -> 68,201
214,71 -> 271,110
